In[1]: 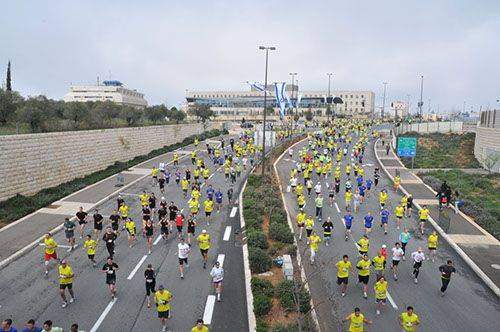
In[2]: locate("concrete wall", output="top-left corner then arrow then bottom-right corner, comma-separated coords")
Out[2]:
0,123 -> 219,201
397,121 -> 464,134
474,126 -> 500,173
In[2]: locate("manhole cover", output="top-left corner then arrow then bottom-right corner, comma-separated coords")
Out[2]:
491,264 -> 500,270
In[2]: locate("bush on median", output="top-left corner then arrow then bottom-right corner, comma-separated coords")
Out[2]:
253,294 -> 272,317
276,280 -> 311,314
249,247 -> 272,273
251,277 -> 275,298
248,230 -> 269,250
269,221 -> 294,244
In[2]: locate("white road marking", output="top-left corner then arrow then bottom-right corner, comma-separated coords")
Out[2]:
387,292 -> 398,310
334,203 -> 340,213
89,298 -> 116,332
118,192 -> 141,197
127,255 -> 148,280
39,243 -> 73,249
153,235 -> 162,245
202,295 -> 216,325
230,206 -> 238,218
217,253 -> 226,267
223,226 -> 232,241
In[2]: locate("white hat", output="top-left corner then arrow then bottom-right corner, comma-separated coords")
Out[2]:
382,244 -> 387,248
202,229 -> 207,234
161,197 -> 165,200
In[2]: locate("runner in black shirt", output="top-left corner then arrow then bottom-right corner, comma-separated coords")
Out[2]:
185,169 -> 191,182
158,177 -> 166,194
101,257 -> 119,300
93,209 -> 104,239
145,220 -> 155,255
149,193 -> 157,214
322,217 -> 334,246
76,207 -> 88,239
187,214 -> 197,246
116,195 -> 125,211
159,211 -> 170,242
439,260 -> 456,296
109,211 -> 120,234
227,188 -> 234,204
169,203 -> 179,223
102,227 -> 117,258
144,264 -> 156,308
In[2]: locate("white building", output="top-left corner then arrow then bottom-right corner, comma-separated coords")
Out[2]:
185,85 -> 375,120
64,80 -> 148,108
390,101 -> 409,119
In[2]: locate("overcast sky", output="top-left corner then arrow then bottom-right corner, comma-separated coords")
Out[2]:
1,0 -> 499,114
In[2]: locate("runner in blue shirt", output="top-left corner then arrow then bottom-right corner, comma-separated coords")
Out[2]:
364,212 -> 374,235
215,189 -> 224,212
365,179 -> 373,196
380,208 -> 390,235
356,175 -> 364,187
358,185 -> 366,203
343,212 -> 354,241
206,185 -> 215,200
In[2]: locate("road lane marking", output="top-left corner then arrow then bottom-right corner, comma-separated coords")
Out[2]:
39,243 -> 73,249
223,226 -> 232,241
127,255 -> 147,280
90,298 -> 116,332
119,192 -> 141,197
153,235 -> 162,245
334,202 -> 340,213
217,253 -> 225,267
230,206 -> 238,218
202,295 -> 216,325
387,292 -> 398,310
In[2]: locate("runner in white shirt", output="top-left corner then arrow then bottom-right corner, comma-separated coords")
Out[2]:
159,162 -> 166,173
288,148 -> 293,158
391,242 -> 405,281
411,247 -> 426,284
210,261 -> 224,301
314,182 -> 322,196
178,237 -> 191,279
290,177 -> 298,192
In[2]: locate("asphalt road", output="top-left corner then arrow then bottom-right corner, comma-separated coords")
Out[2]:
0,138 -> 251,332
276,132 -> 500,332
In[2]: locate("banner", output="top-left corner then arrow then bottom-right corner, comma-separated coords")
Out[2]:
274,82 -> 287,119
246,81 -> 270,95
297,93 -> 302,107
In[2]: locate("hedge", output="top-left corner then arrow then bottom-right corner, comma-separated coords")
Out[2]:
251,277 -> 275,298
249,247 -> 272,273
253,294 -> 272,317
269,221 -> 294,244
248,230 -> 269,250
276,280 -> 311,314
0,128 -> 226,225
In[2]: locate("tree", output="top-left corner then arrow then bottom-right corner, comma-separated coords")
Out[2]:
63,102 -> 90,128
16,104 -> 46,132
483,152 -> 500,174
120,106 -> 142,126
6,61 -> 12,91
0,88 -> 23,123
145,104 -> 168,124
304,109 -> 314,122
189,104 -> 215,123
167,107 -> 186,124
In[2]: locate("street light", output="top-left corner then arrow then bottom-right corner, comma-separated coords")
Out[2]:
327,73 -> 333,121
259,45 -> 276,175
381,82 -> 388,119
418,75 -> 424,121
289,72 -> 297,132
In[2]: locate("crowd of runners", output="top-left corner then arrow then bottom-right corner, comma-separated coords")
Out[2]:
6,132 -> 263,332
287,120 -> 456,331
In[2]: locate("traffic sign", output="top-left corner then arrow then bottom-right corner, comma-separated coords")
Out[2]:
397,137 -> 417,157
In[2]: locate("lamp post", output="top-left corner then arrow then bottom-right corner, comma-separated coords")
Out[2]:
259,45 -> 276,175
289,72 -> 297,133
418,75 -> 424,121
381,82 -> 388,119
327,73 -> 333,121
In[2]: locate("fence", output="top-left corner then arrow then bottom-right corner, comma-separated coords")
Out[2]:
396,121 -> 464,134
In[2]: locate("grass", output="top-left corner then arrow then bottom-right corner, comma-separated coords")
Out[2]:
0,129 -> 225,226
420,170 -> 500,239
398,132 -> 481,169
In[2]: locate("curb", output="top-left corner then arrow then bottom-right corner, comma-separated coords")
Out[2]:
373,137 -> 500,298
273,137 -> 322,332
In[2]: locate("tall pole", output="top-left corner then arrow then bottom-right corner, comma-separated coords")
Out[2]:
418,75 -> 424,121
259,46 -> 275,175
406,94 -> 411,121
382,82 -> 388,119
289,72 -> 297,129
327,73 -> 332,121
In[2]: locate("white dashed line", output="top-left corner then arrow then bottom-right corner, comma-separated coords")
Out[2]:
334,202 -> 340,213
223,226 -> 232,241
202,295 -> 216,325
230,206 -> 238,218
217,253 -> 226,267
153,235 -> 162,245
89,299 -> 116,332
387,292 -> 398,309
127,255 -> 147,280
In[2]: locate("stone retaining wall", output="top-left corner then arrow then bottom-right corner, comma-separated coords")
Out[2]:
474,126 -> 500,173
0,123 -> 219,201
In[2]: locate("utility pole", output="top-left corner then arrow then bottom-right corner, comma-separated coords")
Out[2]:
406,94 -> 411,120
418,75 -> 424,121
327,73 -> 332,122
381,82 -> 388,119
259,46 -> 276,175
289,72 -> 297,131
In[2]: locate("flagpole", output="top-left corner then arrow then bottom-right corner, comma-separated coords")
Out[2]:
259,46 -> 276,175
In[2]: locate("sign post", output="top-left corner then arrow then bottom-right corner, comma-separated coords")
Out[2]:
397,137 -> 417,169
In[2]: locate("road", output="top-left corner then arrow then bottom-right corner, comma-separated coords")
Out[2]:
0,136 -> 250,332
275,131 -> 500,332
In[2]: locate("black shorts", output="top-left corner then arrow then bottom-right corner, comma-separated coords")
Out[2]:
176,226 -> 183,232
205,211 -> 211,217
158,310 -> 170,319
337,277 -> 348,285
428,247 -> 436,251
297,223 -> 305,228
392,260 -> 400,266
376,298 -> 387,303
161,227 -> 169,235
200,248 -> 208,256
420,219 -> 427,223
306,229 -> 313,237
397,216 -> 403,220
106,277 -> 116,285
145,281 -> 156,296
358,275 -> 369,284
329,193 -> 334,198
65,231 -> 74,239
178,257 -> 188,265
187,227 -> 195,234
78,220 -> 86,225
88,254 -> 95,260
59,283 -> 73,290
111,223 -> 119,231
94,223 -> 103,231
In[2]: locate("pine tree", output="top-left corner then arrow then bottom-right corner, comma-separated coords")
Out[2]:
6,61 -> 12,91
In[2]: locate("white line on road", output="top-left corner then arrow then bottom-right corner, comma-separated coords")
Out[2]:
229,206 -> 238,218
39,243 -> 73,249
387,292 -> 398,310
127,255 -> 148,280
334,203 -> 340,213
90,299 -> 116,332
223,226 -> 232,241
217,253 -> 225,267
119,192 -> 141,197
202,295 -> 216,325
153,235 -> 162,245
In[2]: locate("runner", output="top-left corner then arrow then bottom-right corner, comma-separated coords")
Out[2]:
144,264 -> 156,308
379,190 -> 388,210
305,215 -> 315,244
296,209 -> 306,241
374,276 -> 388,315
83,235 -> 97,267
43,233 -> 58,276
101,257 -> 119,300
63,217 -> 76,251
315,193 -> 324,220
210,261 -> 224,302
58,259 -> 75,308
395,204 -> 405,230
372,251 -> 386,279
186,214 -> 197,245
356,253 -> 371,299
343,307 -> 372,332
203,198 -> 214,225
399,228 -> 411,260
102,227 -> 117,259
215,188 -> 223,212
411,247 -> 425,284
191,319 -> 209,332
357,235 -> 369,257
343,211 -> 354,241
158,205 -> 169,242
309,230 -> 322,264
151,166 -> 159,186
75,207 -> 88,239
109,210 -> 120,235
363,212 -> 373,235
178,237 -> 191,279
380,207 -> 390,235
400,306 -> 420,332
391,242 -> 404,281
125,218 -> 137,247
427,230 -> 438,262
227,187 -> 234,205
406,194 -> 414,217
145,219 -> 155,255
197,229 -> 210,269
322,217 -> 333,246
336,254 -> 352,297
93,209 -> 104,240
155,285 -> 173,332
418,205 -> 430,235
439,260 -> 456,296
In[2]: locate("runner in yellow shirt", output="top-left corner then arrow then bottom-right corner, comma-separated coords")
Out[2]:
181,178 -> 189,197
356,235 -> 369,256
119,203 -> 129,221
400,306 -> 420,332
345,190 -> 353,210
58,259 -> 75,308
151,167 -> 159,186
140,191 -> 150,207
155,285 -> 173,332
372,252 -> 386,278
197,230 -> 211,269
43,233 -> 58,275
356,254 -> 371,299
374,276 -> 388,315
173,152 -> 179,166
395,204 -> 405,230
309,231 -> 322,264
427,230 -> 438,262
305,216 -> 315,242
336,255 -> 352,297
343,307 -> 372,332
191,318 -> 209,332
418,205 -> 430,235
296,209 -> 306,240
203,199 -> 214,224
83,234 -> 97,266
379,190 -> 388,209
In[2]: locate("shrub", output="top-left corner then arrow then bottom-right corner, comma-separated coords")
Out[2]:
249,247 -> 272,273
269,221 -> 294,244
276,280 -> 311,314
251,277 -> 275,298
256,319 -> 268,332
285,244 -> 297,257
248,230 -> 269,250
271,324 -> 299,332
253,294 -> 272,317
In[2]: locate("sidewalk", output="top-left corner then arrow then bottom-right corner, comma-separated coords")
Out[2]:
374,139 -> 500,296
0,136 -> 228,268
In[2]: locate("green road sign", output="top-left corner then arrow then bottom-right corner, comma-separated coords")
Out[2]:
397,137 -> 417,157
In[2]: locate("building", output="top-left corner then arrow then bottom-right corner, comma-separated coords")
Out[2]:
474,109 -> 500,172
185,85 -> 374,120
390,101 -> 409,119
64,80 -> 148,108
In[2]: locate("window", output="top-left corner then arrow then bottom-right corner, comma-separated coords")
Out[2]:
361,95 -> 364,98
355,101 -> 358,105
351,95 -> 353,98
